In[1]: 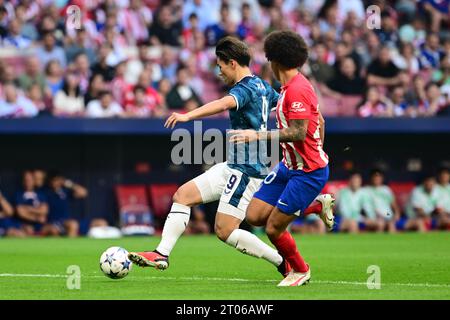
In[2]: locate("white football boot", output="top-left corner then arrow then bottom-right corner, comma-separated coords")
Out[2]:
277,265 -> 311,287
316,194 -> 335,231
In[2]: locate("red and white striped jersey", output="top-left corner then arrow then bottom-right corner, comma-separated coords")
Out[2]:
275,73 -> 329,172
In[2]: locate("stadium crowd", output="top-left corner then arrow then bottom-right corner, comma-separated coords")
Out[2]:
0,0 -> 449,118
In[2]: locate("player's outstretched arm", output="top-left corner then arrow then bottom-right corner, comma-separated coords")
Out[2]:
230,119 -> 309,144
164,96 -> 237,129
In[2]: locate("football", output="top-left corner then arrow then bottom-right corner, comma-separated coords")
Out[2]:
99,246 -> 132,279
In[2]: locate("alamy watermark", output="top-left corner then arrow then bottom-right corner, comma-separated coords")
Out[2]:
66,5 -> 82,31
170,122 -> 280,175
366,265 -> 381,289
66,265 -> 81,290
366,5 -> 381,30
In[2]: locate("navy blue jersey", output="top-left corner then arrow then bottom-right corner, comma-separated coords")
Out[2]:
45,187 -> 74,222
15,190 -> 47,208
227,75 -> 279,178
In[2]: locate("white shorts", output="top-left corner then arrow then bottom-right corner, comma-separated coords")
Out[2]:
193,162 -> 264,220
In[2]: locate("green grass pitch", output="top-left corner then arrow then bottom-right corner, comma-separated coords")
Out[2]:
0,232 -> 449,300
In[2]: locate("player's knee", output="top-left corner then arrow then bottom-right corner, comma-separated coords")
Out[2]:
246,212 -> 265,227
172,187 -> 194,207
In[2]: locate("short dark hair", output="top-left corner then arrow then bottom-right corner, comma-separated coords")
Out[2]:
264,30 -> 308,69
215,36 -> 251,67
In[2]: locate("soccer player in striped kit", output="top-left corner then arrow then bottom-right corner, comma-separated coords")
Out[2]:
231,30 -> 334,286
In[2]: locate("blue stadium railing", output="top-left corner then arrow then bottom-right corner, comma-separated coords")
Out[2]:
0,117 -> 449,134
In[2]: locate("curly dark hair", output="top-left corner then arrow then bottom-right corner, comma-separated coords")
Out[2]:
264,30 -> 309,69
215,36 -> 251,67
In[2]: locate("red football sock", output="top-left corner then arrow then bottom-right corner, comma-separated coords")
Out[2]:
271,231 -> 308,273
303,200 -> 322,216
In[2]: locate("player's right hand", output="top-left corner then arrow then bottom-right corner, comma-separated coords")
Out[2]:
164,112 -> 190,129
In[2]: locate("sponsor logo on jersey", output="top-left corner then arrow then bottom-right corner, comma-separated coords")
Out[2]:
291,102 -> 306,113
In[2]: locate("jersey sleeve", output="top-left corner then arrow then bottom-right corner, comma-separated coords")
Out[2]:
228,84 -> 250,110
270,89 -> 280,110
284,88 -> 312,120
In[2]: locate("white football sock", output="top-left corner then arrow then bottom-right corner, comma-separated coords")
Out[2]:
226,229 -> 283,266
156,203 -> 191,256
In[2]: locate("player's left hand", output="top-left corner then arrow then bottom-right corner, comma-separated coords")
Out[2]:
164,112 -> 190,129
229,129 -> 259,144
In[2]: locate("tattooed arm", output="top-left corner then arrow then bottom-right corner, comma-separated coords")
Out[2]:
270,119 -> 309,142
229,119 -> 309,144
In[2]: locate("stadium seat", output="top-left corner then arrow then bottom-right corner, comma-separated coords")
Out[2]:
320,95 -> 340,117
340,95 -> 362,117
115,185 -> 155,235
147,184 -> 179,219
388,182 -> 415,214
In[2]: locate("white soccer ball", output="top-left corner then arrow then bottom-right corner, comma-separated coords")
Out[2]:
99,246 -> 132,279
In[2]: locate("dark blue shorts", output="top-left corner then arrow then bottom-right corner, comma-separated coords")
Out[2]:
254,162 -> 329,216
0,218 -> 43,233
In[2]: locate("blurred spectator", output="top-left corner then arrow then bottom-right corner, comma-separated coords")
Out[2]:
337,172 -> 368,233
406,173 -> 450,231
33,169 -> 46,191
72,53 -> 92,94
41,171 -> 88,237
35,31 -> 67,70
17,57 -> 46,94
27,83 -> 47,114
103,27 -> 128,67
84,73 -> 105,105
205,3 -> 236,47
0,189 -> 15,237
324,56 -> 365,96
183,0 -> 220,32
418,33 -> 445,69
149,5 -> 182,47
437,167 -> 450,216
44,60 -> 64,98
86,90 -> 124,118
2,18 -> 32,49
111,61 -> 129,106
182,13 -> 201,51
309,42 -> 335,84
0,7 -> 10,40
391,85 -> 413,117
0,83 -> 38,118
15,2 -> 38,41
53,73 -> 85,117
91,43 -> 116,82
125,85 -> 161,118
422,82 -> 446,116
125,41 -> 150,85
157,77 -> 172,109
419,0 -> 450,33
367,46 -> 401,88
160,46 -> 179,84
119,0 -> 152,45
14,171 -> 48,236
374,11 -> 399,48
65,27 -> 97,65
392,42 -> 420,75
358,86 -> 393,117
364,169 -> 401,233
166,65 -> 202,111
